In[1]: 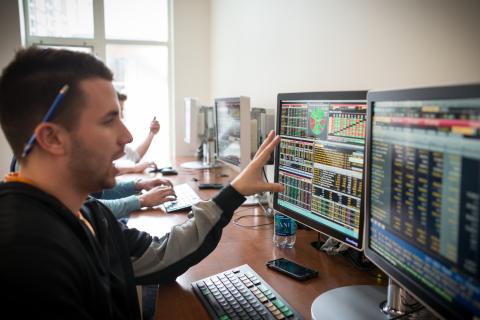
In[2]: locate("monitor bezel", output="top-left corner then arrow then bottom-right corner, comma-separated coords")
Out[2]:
214,96 -> 251,171
364,83 -> 480,320
273,90 -> 368,251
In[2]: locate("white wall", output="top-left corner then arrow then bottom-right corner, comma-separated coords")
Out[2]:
172,0 -> 211,157
210,0 -> 480,109
0,0 -> 23,177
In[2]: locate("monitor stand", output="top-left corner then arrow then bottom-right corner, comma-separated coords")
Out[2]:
180,160 -> 222,169
311,278 -> 432,319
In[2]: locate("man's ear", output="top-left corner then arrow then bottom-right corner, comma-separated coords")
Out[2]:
34,123 -> 70,156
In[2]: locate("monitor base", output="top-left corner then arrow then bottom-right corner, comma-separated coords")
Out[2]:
311,280 -> 434,319
180,160 -> 222,169
311,285 -> 388,320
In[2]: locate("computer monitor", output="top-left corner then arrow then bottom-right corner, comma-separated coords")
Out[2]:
181,98 -> 218,169
364,84 -> 480,320
273,91 -> 368,250
184,97 -> 202,148
215,96 -> 251,171
251,107 -> 276,161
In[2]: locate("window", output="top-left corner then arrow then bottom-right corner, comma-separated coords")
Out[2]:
104,0 -> 168,42
24,0 -> 171,165
27,0 -> 94,38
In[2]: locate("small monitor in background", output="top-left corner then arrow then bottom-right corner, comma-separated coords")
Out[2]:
215,96 -> 269,206
181,98 -> 218,169
215,96 -> 251,171
183,97 -> 203,150
250,107 -> 275,159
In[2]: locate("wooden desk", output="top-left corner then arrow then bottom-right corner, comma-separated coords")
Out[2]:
128,158 -> 386,319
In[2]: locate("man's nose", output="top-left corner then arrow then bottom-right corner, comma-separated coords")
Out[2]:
119,121 -> 133,145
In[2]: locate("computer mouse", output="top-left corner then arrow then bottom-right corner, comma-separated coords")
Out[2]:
160,167 -> 178,176
198,183 -> 224,190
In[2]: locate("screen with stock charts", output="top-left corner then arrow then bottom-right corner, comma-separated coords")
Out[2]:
273,91 -> 367,250
365,85 -> 480,319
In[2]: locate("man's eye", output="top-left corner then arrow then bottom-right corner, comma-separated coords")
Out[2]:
103,118 -> 115,125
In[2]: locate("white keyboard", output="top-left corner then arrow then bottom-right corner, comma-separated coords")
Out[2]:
163,183 -> 201,213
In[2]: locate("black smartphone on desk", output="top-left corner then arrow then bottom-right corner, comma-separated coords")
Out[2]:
266,258 -> 318,281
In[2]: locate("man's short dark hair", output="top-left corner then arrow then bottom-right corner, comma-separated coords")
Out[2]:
0,46 -> 114,159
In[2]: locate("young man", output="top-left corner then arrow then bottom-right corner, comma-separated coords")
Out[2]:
115,91 -> 160,175
0,47 -> 282,319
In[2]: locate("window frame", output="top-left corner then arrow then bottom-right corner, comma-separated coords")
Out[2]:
22,0 -> 174,160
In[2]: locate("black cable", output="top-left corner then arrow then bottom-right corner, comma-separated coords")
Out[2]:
341,249 -> 376,272
233,207 -> 253,215
233,213 -> 273,228
232,207 -> 273,228
262,166 -> 268,182
233,214 -> 273,228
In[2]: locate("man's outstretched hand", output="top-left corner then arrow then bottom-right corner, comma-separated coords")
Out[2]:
231,130 -> 284,196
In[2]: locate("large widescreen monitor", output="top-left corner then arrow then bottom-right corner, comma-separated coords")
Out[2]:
273,91 -> 368,250
215,96 -> 251,171
365,84 -> 480,319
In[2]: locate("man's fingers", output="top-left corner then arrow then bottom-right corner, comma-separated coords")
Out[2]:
157,187 -> 174,195
259,182 -> 284,193
254,130 -> 275,159
254,135 -> 280,165
164,188 -> 176,197
151,185 -> 174,193
162,179 -> 173,187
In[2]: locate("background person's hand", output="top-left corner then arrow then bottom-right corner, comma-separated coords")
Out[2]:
131,161 -> 157,173
150,117 -> 160,135
136,177 -> 173,191
231,130 -> 284,196
138,185 -> 176,208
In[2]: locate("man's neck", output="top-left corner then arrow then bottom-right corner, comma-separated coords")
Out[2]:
19,162 -> 88,214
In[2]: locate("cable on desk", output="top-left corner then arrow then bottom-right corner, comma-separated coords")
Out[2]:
232,167 -> 274,228
234,207 -> 254,215
232,207 -> 273,229
233,215 -> 273,228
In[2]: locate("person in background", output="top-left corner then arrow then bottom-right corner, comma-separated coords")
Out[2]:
95,92 -> 173,218
96,176 -> 175,219
115,92 -> 160,175
0,47 -> 283,319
